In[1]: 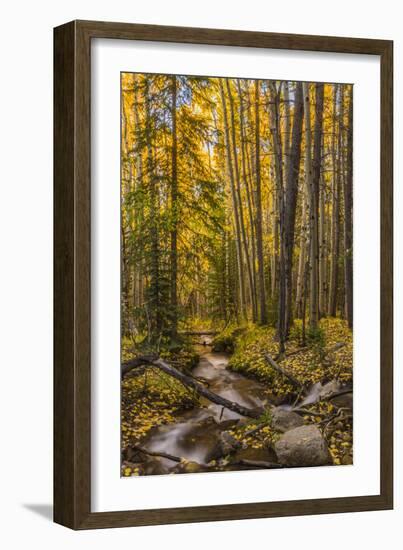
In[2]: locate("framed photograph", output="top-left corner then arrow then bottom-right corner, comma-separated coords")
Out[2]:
54,20 -> 393,529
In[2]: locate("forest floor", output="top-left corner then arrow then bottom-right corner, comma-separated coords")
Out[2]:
121,318 -> 353,476
223,318 -> 353,465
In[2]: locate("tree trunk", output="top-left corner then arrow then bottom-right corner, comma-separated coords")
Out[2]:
145,79 -> 161,337
271,188 -> 279,299
283,81 -> 292,188
237,80 -> 258,321
227,80 -> 254,320
328,85 -> 341,317
301,256 -> 309,345
281,82 -> 304,343
267,82 -> 283,306
219,80 -> 246,319
254,79 -> 267,324
295,185 -> 308,317
132,75 -> 144,309
343,86 -> 353,328
309,82 -> 324,329
170,76 -> 178,336
121,106 -> 131,332
318,173 -> 327,317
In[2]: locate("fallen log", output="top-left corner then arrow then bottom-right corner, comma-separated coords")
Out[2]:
128,444 -> 182,463
290,408 -> 327,417
121,354 -> 157,378
233,459 -> 282,469
126,447 -> 281,470
264,353 -> 305,391
327,388 -> 352,402
122,355 -> 263,419
180,331 -> 218,336
123,365 -> 147,378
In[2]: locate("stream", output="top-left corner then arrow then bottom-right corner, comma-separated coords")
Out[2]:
139,335 -> 273,474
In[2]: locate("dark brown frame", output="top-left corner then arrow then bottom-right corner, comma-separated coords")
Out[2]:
54,19 -> 393,530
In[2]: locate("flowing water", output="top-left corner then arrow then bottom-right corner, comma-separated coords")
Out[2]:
140,336 -> 269,473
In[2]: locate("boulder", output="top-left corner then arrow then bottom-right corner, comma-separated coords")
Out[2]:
205,431 -> 241,462
271,408 -> 305,432
266,392 -> 286,406
220,431 -> 241,454
274,425 -> 331,467
143,458 -> 170,476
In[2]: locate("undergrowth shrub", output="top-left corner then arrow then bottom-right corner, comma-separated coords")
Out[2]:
211,324 -> 247,353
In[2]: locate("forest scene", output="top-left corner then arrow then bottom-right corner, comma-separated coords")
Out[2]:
120,72 -> 353,477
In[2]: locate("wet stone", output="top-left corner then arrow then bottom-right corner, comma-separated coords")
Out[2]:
205,431 -> 240,463
271,407 -> 305,433
274,425 -> 332,467
143,458 -> 171,476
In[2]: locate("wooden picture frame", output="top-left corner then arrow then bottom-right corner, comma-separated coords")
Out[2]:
54,20 -> 393,529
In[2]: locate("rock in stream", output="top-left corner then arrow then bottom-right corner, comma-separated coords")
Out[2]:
274,425 -> 332,467
271,407 -> 305,433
